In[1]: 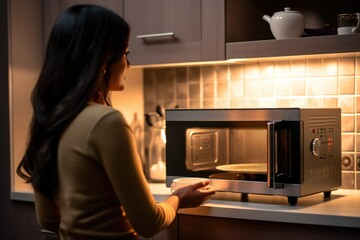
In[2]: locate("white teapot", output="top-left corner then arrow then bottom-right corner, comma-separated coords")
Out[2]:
263,7 -> 304,40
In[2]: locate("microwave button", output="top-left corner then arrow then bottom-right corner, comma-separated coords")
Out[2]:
311,137 -> 321,157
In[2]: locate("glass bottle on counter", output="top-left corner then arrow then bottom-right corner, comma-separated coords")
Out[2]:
130,112 -> 146,177
148,119 -> 166,182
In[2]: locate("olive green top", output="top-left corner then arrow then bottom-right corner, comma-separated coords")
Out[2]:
34,104 -> 175,239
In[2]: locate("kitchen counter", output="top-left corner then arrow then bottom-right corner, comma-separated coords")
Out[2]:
148,183 -> 360,229
11,183 -> 360,229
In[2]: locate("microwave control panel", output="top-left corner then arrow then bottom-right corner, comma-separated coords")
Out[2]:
310,127 -> 335,160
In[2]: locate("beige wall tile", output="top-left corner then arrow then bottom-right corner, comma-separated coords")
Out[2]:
275,78 -> 290,96
307,98 -> 322,107
291,77 -> 306,96
339,96 -> 355,113
342,115 -> 355,132
322,97 -> 338,108
244,63 -> 260,79
275,61 -> 290,78
339,76 -> 355,95
307,77 -> 322,95
342,134 -> 354,151
322,77 -> 338,95
322,58 -> 338,76
339,57 -> 355,76
290,59 -> 306,77
306,58 -> 322,77
259,61 -> 274,78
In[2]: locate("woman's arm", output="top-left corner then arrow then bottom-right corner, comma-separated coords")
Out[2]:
90,111 -> 214,237
34,190 -> 60,234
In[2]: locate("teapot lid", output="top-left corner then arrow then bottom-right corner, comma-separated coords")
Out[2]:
275,7 -> 300,14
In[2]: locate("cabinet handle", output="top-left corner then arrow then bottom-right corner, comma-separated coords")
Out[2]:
136,32 -> 175,39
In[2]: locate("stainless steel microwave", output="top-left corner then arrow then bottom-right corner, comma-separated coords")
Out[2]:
165,108 -> 341,205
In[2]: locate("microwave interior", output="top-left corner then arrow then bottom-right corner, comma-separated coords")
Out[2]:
166,121 -> 301,184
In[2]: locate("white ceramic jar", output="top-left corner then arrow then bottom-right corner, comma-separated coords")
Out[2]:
263,7 -> 304,40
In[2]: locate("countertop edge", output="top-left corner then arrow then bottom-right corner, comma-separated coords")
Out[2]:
11,184 -> 360,229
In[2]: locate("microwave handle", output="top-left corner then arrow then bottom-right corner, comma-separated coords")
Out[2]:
267,122 -> 275,188
267,122 -> 283,189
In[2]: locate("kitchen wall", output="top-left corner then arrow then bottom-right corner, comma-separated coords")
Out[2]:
143,52 -> 360,190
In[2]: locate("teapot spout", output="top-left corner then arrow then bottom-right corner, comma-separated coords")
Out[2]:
263,15 -> 271,24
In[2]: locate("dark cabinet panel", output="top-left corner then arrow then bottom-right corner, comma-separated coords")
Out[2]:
124,0 -> 202,65
59,0 -> 123,15
43,0 -> 124,46
124,0 -> 225,65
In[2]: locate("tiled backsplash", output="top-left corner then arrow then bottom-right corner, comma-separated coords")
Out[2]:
143,53 -> 360,189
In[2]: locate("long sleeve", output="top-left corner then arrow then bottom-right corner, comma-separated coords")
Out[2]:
34,190 -> 60,233
87,110 -> 176,237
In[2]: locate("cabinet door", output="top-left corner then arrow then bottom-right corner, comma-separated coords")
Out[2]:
60,0 -> 123,16
43,0 -> 124,47
124,0 -> 202,65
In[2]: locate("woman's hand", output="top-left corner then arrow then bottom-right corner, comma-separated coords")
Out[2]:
171,180 -> 216,208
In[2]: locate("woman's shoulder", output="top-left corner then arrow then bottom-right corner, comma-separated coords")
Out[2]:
76,104 -> 126,126
83,103 -> 121,117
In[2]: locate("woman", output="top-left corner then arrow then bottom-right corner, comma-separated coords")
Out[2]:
16,4 -> 215,239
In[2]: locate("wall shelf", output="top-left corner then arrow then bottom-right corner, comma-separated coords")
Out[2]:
226,34 -> 360,60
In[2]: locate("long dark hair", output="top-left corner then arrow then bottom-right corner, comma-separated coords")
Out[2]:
16,4 -> 130,198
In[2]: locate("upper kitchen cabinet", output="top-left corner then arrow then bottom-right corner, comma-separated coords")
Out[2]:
124,0 -> 225,66
225,0 -> 360,59
59,0 -> 123,14
43,0 -> 124,46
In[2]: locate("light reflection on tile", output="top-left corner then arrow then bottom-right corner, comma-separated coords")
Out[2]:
275,61 -> 290,78
322,77 -> 338,95
307,77 -> 322,95
290,59 -> 306,77
259,61 -> 274,78
244,63 -> 260,79
322,58 -> 337,76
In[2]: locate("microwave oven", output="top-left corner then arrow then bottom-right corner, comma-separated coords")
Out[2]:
165,108 -> 341,205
